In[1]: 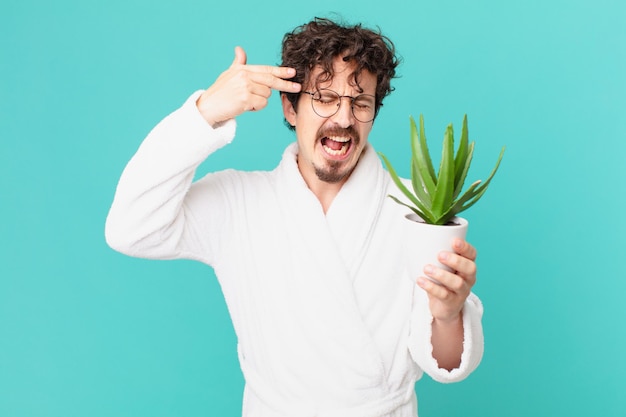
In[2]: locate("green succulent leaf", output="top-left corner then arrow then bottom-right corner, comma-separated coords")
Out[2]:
431,124 -> 455,219
454,115 -> 469,183
458,146 -> 506,212
453,141 -> 475,199
453,115 -> 471,199
414,115 -> 437,193
410,158 -> 432,209
387,195 -> 434,224
378,152 -> 432,218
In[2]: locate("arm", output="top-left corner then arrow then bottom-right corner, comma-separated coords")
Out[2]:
105,47 -> 301,261
408,238 -> 484,382
104,91 -> 235,261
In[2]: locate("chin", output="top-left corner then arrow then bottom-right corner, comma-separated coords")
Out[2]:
314,162 -> 355,184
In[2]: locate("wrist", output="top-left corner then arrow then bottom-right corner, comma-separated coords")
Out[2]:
433,310 -> 463,327
195,93 -> 220,127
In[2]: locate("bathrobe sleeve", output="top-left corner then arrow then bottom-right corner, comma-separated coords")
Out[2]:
105,91 -> 236,264
408,289 -> 484,383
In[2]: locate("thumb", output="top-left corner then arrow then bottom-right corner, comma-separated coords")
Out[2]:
230,46 -> 247,67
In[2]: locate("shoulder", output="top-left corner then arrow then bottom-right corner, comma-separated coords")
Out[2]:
191,168 -> 277,201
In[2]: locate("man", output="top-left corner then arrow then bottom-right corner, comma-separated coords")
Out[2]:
106,17 -> 483,417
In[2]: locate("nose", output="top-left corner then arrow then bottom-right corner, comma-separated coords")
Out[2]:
329,97 -> 356,127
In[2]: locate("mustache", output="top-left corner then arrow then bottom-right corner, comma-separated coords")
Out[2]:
317,126 -> 360,144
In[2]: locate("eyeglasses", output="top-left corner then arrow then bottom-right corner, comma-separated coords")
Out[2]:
302,89 -> 376,123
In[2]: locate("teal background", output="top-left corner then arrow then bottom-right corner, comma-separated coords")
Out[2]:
2,0 -> 625,415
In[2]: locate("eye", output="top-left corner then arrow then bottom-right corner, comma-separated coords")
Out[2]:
316,93 -> 338,104
354,97 -> 374,110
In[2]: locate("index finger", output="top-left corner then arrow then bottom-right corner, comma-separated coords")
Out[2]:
246,64 -> 297,78
452,238 -> 477,261
249,69 -> 302,93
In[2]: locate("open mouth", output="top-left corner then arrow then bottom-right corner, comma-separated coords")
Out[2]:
321,135 -> 352,157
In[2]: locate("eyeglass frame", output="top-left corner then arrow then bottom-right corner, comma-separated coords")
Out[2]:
301,88 -> 377,123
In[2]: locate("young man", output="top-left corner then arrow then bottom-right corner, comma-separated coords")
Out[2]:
106,17 -> 483,417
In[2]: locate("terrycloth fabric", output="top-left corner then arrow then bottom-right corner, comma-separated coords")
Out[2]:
105,91 -> 484,417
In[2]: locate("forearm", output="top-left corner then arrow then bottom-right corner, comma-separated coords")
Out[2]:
431,313 -> 464,371
408,290 -> 484,383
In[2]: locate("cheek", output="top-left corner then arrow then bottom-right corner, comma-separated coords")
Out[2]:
296,118 -> 323,139
295,124 -> 318,151
358,125 -> 373,143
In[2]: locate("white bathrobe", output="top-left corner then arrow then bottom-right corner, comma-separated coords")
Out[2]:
105,92 -> 484,417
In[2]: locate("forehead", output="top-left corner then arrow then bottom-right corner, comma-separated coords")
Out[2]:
309,57 -> 376,94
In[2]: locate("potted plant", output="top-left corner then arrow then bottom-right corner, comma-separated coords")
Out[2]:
379,114 -> 505,283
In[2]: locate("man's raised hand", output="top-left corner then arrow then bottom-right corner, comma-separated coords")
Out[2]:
196,46 -> 302,127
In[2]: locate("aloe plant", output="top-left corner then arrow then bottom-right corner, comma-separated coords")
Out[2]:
379,114 -> 505,225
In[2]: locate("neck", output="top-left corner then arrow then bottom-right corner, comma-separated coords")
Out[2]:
307,179 -> 345,214
297,160 -> 349,214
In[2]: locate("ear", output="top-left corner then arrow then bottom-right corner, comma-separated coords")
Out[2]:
281,93 -> 297,127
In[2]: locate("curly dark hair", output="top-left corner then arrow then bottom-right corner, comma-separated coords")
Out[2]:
281,17 -> 400,129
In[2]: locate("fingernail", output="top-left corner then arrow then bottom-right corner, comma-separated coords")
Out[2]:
424,265 -> 433,274
453,239 -> 463,249
439,252 -> 449,261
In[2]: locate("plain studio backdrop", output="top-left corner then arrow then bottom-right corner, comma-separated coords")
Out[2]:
1,0 -> 625,416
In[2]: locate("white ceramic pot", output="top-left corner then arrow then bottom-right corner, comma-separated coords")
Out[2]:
404,213 -> 468,284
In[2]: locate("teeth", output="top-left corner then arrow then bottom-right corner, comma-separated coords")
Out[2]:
324,146 -> 346,156
323,142 -> 349,156
328,136 -> 350,143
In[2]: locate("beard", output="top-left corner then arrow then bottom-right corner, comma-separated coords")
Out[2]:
314,160 -> 354,183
